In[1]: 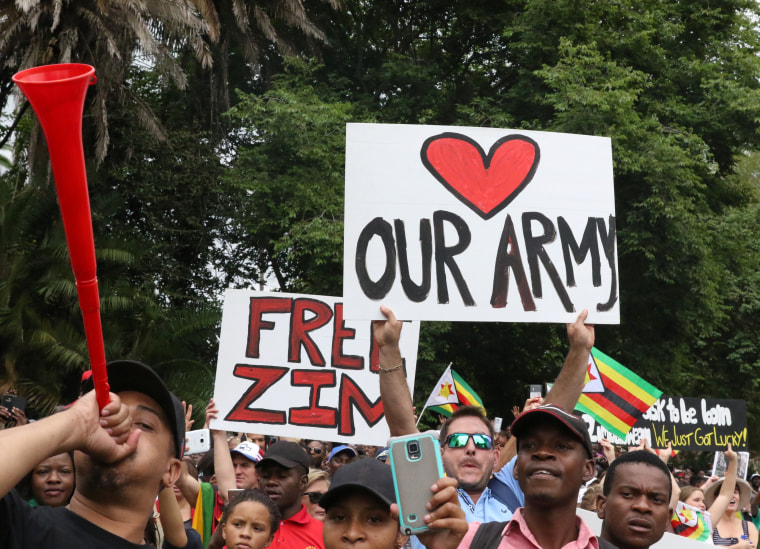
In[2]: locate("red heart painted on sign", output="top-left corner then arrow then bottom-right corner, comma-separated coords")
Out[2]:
421,133 -> 540,219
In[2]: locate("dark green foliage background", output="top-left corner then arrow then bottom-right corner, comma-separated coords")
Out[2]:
2,0 -> 760,450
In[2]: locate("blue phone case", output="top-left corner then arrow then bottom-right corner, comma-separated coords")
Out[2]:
388,431 -> 445,535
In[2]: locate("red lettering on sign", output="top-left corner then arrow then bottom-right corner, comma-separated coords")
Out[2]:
331,303 -> 363,369
338,374 -> 385,436
225,364 -> 288,424
289,298 -> 333,366
246,297 -> 292,358
289,370 -> 338,427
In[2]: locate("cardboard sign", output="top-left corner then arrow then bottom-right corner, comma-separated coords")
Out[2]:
581,397 -> 748,451
211,290 -> 420,445
712,450 -> 750,479
343,123 -> 618,323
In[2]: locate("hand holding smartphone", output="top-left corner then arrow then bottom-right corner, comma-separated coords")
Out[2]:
388,431 -> 444,536
185,428 -> 211,455
1,394 -> 26,413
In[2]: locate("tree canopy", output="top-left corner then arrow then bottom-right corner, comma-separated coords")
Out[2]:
2,0 -> 760,446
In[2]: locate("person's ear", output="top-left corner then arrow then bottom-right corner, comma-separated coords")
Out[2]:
222,523 -> 228,541
163,457 -> 182,488
596,493 -> 607,519
395,532 -> 409,549
299,469 -> 309,491
582,458 -> 595,483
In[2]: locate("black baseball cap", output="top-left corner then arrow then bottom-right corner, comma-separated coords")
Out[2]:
256,441 -> 311,471
82,360 -> 185,459
510,404 -> 593,458
320,459 -> 396,510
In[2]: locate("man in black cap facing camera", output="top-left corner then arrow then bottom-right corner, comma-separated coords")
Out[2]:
0,360 -> 186,548
256,440 -> 324,549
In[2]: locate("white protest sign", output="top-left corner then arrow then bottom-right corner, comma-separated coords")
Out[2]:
343,123 -> 618,323
211,289 -> 420,445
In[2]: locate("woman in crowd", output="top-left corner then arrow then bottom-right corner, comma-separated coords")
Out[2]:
302,469 -> 330,521
706,477 -> 758,547
16,452 -> 75,507
673,445 -> 744,544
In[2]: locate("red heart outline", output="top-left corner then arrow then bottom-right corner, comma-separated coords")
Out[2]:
420,132 -> 540,219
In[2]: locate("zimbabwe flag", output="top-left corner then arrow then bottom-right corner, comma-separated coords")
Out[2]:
426,366 -> 485,417
671,501 -> 712,542
575,347 -> 662,440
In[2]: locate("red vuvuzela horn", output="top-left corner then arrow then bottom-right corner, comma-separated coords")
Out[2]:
13,64 -> 110,409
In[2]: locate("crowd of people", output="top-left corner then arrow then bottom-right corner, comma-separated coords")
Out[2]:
0,306 -> 757,549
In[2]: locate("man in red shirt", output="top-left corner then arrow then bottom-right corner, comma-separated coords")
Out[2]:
257,441 -> 324,549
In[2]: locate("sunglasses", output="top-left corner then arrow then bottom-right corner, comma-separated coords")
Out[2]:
307,447 -> 323,455
444,433 -> 494,450
304,491 -> 324,504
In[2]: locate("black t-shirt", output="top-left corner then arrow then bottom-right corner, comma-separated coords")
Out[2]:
1,489 -> 151,549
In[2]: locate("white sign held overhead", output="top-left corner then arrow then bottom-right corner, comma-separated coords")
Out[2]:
343,123 -> 619,324
211,289 -> 420,445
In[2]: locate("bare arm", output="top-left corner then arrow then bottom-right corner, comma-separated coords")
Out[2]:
176,402 -> 201,506
543,309 -> 595,411
708,444 -> 738,522
374,305 -> 419,436
495,311 -> 593,472
0,390 -> 137,498
495,397 -> 541,470
208,399 -> 237,504
176,459 -> 201,509
495,437 -> 517,472
158,487 -> 188,548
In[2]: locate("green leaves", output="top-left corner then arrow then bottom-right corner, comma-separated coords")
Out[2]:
224,59 -> 357,295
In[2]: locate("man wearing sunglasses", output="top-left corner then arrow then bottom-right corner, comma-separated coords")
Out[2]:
373,305 -> 594,527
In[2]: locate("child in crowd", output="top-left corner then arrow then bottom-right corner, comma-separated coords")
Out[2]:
219,489 -> 281,549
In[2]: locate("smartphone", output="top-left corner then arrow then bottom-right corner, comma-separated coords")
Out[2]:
388,431 -> 444,536
1,394 -> 26,413
228,489 -> 244,501
185,428 -> 211,455
529,384 -> 542,399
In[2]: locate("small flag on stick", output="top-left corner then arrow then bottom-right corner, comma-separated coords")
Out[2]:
575,347 -> 662,440
423,365 -> 485,418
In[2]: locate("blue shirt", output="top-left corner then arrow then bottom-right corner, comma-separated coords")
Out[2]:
492,455 -> 525,510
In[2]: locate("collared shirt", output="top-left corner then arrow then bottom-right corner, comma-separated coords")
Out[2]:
458,508 -> 600,549
269,504 -> 324,549
458,487 -> 512,523
459,455 -> 520,522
